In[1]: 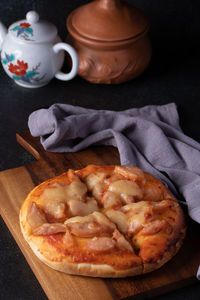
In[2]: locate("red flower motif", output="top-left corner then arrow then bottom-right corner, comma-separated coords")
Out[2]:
19,22 -> 30,28
8,60 -> 28,76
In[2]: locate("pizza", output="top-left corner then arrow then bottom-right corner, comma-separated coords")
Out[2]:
19,165 -> 186,277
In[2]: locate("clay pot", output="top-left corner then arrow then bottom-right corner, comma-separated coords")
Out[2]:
67,0 -> 152,84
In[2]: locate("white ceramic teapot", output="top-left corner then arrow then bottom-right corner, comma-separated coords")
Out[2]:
0,11 -> 79,88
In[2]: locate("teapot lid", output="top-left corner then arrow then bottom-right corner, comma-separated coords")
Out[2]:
9,11 -> 57,43
67,0 -> 149,42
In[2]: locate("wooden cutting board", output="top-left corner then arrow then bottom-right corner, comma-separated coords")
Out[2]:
0,131 -> 199,300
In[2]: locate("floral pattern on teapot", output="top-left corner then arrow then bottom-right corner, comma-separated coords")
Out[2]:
2,52 -> 45,84
11,22 -> 34,41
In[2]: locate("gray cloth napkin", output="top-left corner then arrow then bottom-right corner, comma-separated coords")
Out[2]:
28,103 -> 200,278
28,103 -> 200,222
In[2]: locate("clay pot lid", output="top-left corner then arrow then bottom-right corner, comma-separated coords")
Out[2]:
67,0 -> 149,42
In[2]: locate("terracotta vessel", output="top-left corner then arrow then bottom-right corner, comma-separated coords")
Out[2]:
66,0 -> 152,84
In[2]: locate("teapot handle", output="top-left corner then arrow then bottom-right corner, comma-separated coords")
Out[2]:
53,43 -> 79,81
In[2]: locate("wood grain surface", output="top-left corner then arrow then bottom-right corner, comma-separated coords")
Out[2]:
0,131 -> 199,300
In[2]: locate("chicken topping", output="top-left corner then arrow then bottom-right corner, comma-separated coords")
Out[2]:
143,181 -> 164,202
104,173 -> 124,185
108,180 -> 143,202
86,237 -> 115,253
27,202 -> 47,228
102,191 -> 121,208
112,229 -> 133,251
85,230 -> 133,253
32,223 -> 66,236
66,221 -> 102,238
114,166 -> 146,186
140,220 -> 169,236
152,199 -> 173,213
65,212 -> 115,238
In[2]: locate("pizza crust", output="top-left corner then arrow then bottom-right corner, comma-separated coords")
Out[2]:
27,241 -> 143,278
19,165 -> 186,278
143,229 -> 186,273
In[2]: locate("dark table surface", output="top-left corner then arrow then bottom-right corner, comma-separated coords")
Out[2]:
0,0 -> 200,299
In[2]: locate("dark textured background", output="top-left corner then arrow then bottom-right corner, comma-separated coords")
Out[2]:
0,0 -> 200,299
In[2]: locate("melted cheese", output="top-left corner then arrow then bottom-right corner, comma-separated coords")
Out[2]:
68,198 -> 99,217
38,183 -> 67,205
84,172 -> 106,200
65,212 -> 115,234
37,177 -> 87,218
108,180 -> 143,199
85,172 -> 106,190
122,202 -> 153,234
65,214 -> 94,224
102,191 -> 121,208
106,202 -> 152,236
105,209 -> 128,233
86,237 -> 115,253
66,180 -> 87,200
92,211 -> 116,230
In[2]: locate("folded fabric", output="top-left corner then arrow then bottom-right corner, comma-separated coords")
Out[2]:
28,103 -> 200,224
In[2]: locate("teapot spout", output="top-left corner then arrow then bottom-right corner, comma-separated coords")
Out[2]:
0,22 -> 7,51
